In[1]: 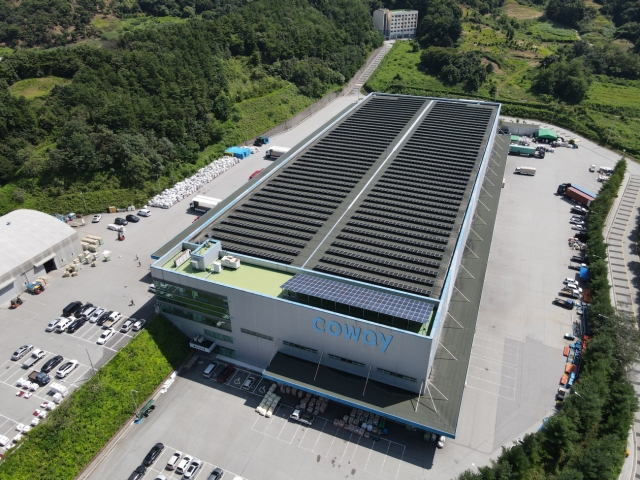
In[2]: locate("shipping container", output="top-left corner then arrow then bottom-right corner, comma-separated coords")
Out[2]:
565,187 -> 594,207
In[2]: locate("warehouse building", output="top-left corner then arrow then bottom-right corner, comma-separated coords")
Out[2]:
151,93 -> 507,437
0,209 -> 82,306
373,8 -> 419,39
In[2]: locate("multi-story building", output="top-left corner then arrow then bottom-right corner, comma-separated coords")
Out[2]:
373,8 -> 419,39
151,93 -> 505,438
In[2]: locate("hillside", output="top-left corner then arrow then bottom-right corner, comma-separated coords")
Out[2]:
0,0 -> 381,215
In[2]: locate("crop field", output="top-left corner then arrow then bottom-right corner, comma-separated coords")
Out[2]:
8,77 -> 72,99
504,0 -> 543,19
528,21 -> 578,42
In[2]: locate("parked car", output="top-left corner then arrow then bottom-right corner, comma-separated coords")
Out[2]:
208,467 -> 224,480
138,209 -> 151,217
143,443 -> 165,466
115,217 -> 128,226
176,455 -> 193,475
570,216 -> 584,222
132,319 -> 147,331
128,465 -> 147,480
242,377 -> 255,390
80,304 -> 96,317
166,450 -> 183,471
92,214 -> 102,223
571,225 -> 586,231
216,365 -> 235,383
565,283 -> 583,293
11,344 -> 34,361
155,475 -> 167,480
563,277 -> 577,284
97,329 -> 116,345
41,355 -> 64,373
46,317 -> 64,332
564,332 -> 576,340
96,310 -> 113,326
56,360 -> 79,378
120,319 -> 134,333
22,349 -> 46,368
589,164 -> 596,172
62,301 -> 82,317
90,307 -> 105,323
571,206 -> 587,215
184,458 -> 202,479
126,214 -> 140,223
148,284 -> 156,293
570,219 -> 585,225
55,317 -> 74,332
67,317 -> 87,333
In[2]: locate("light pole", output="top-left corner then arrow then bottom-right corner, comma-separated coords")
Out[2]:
606,117 -> 618,146
551,98 -> 559,122
78,345 -> 96,376
130,390 -> 140,418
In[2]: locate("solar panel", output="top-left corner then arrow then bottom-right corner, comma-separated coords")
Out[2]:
281,273 -> 435,323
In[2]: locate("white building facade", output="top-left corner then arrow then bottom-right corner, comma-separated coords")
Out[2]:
373,8 -> 419,39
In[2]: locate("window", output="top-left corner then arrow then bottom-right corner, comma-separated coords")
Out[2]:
204,329 -> 233,343
241,328 -> 274,341
328,354 -> 365,368
218,346 -> 236,358
377,368 -> 417,383
283,340 -> 318,354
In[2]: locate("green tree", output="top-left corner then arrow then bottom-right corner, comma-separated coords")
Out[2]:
417,0 -> 463,47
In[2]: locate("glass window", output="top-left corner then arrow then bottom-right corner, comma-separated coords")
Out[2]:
241,328 -> 274,341
204,329 -> 234,343
218,346 -> 236,358
283,340 -> 318,354
376,368 -> 417,383
158,303 -> 232,331
328,354 -> 365,368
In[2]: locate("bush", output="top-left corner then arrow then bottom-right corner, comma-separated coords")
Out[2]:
0,315 -> 190,480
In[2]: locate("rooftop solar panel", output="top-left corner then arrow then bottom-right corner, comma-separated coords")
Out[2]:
280,273 -> 435,324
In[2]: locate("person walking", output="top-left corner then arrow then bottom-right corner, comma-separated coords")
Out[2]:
135,254 -> 139,261
138,261 -> 141,267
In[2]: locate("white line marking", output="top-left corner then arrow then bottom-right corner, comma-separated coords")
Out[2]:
465,385 -> 516,400
470,352 -> 518,367
467,375 -> 516,390
469,365 -> 518,379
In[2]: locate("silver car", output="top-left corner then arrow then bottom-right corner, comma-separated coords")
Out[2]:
11,344 -> 34,361
183,459 -> 202,479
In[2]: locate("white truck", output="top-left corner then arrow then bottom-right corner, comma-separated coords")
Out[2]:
290,409 -> 314,426
515,167 -> 536,176
266,146 -> 290,159
190,195 -> 222,213
22,349 -> 46,369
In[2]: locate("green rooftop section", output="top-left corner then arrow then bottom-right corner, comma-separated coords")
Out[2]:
161,250 -> 294,297
510,134 -> 519,142
537,128 -> 558,140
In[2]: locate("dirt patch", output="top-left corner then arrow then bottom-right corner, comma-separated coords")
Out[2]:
505,1 -> 543,19
613,38 -> 634,49
481,57 -> 505,75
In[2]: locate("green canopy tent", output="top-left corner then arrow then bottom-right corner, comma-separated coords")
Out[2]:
537,128 -> 558,140
510,134 -> 519,143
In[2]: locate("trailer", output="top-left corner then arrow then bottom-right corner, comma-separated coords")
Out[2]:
266,146 -> 290,158
565,187 -> 594,207
509,144 -> 537,156
190,195 -> 222,213
515,167 -> 536,176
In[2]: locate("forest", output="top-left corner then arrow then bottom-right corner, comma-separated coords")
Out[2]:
0,0 -> 381,214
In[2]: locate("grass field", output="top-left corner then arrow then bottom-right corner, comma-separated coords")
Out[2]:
504,0 -> 544,19
528,21 -> 578,42
8,77 -> 72,99
91,14 -> 187,40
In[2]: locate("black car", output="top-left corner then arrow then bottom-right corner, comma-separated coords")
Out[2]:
115,217 -> 128,226
127,465 -> 147,480
67,317 -> 87,333
143,443 -> 164,466
208,467 -> 225,480
62,301 -> 82,317
96,310 -> 112,326
571,206 -> 587,215
125,214 -> 140,223
41,355 -> 64,373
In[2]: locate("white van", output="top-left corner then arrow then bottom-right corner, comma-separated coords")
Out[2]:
138,209 -> 151,217
203,363 -> 218,378
55,317 -> 74,332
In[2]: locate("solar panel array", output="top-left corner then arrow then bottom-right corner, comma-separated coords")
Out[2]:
199,95 -> 428,265
308,101 -> 496,298
194,95 -> 497,300
280,273 -> 435,324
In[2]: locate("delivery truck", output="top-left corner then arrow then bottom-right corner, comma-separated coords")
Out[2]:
266,146 -> 290,158
515,167 -> 536,176
290,409 -> 314,426
509,144 -> 537,156
190,195 -> 222,213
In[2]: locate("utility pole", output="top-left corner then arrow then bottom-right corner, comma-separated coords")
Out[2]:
606,117 -> 618,147
551,98 -> 559,122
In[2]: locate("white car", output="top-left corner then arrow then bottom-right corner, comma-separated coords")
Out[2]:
563,278 -> 576,284
97,329 -> 116,345
90,308 -> 105,323
566,283 -> 583,293
92,214 -> 102,223
46,317 -> 64,332
166,450 -> 182,471
132,319 -> 147,331
176,455 -> 193,475
572,225 -> 587,231
589,165 -> 596,172
183,458 -> 202,479
120,320 -> 134,333
138,209 -> 151,217
109,311 -> 123,322
55,360 -> 79,378
570,219 -> 585,225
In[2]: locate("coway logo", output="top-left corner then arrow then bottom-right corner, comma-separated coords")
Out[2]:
312,317 -> 393,353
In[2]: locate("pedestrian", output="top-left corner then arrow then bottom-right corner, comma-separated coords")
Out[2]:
138,261 -> 141,267
130,300 -> 135,306
135,254 -> 139,261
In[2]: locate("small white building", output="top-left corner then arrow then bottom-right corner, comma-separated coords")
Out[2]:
373,8 -> 418,39
0,209 -> 82,305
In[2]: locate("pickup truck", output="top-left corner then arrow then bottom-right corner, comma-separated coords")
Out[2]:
28,370 -> 51,386
22,349 -> 46,369
103,312 -> 123,329
290,409 -> 314,426
559,288 -> 580,299
554,298 -> 575,309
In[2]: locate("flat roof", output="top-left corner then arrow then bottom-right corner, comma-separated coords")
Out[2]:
192,94 -> 499,300
266,133 -> 510,437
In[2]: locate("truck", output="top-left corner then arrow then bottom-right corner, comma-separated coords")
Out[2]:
554,298 -> 575,309
22,349 -> 46,369
190,195 -> 222,213
103,312 -> 123,329
509,144 -> 537,156
559,288 -> 580,299
266,146 -> 290,158
515,167 -> 536,176
290,409 -> 315,426
28,370 -> 50,386
254,136 -> 270,146
557,183 -> 595,207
